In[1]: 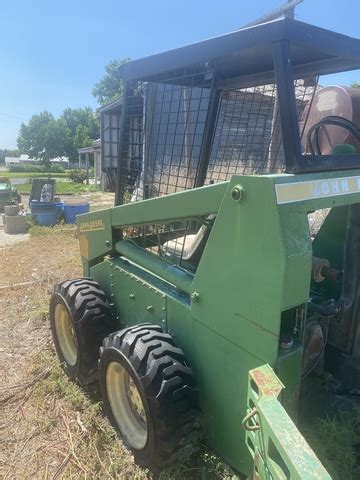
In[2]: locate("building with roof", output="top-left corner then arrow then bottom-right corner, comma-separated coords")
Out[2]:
77,139 -> 101,185
5,154 -> 69,167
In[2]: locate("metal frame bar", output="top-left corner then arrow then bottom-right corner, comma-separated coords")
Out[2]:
272,40 -> 302,172
294,154 -> 360,173
216,58 -> 360,91
115,240 -> 194,294
115,81 -> 130,205
110,181 -> 227,227
194,84 -> 221,188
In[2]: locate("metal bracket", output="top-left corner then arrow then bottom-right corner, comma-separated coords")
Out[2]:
243,364 -> 331,479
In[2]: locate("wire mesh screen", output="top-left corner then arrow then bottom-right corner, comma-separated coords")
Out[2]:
143,83 -> 210,197
102,113 -> 121,170
122,215 -> 214,272
117,84 -> 144,203
205,80 -> 317,183
117,74 -> 317,204
117,63 -> 214,204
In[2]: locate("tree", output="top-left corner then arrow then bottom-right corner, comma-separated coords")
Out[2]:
73,124 -> 93,149
60,108 -> 100,161
92,58 -> 131,106
351,81 -> 360,88
17,111 -> 69,169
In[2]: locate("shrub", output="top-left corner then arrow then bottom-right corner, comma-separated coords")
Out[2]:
8,164 -> 26,172
8,163 -> 66,174
9,164 -> 43,172
69,169 -> 87,184
49,165 -> 65,173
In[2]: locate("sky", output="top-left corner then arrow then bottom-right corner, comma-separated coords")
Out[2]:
1,0 -> 359,149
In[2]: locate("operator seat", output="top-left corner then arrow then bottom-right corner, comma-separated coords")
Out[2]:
162,215 -> 216,263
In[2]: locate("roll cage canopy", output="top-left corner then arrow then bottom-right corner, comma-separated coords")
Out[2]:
114,19 -> 360,205
119,19 -> 360,86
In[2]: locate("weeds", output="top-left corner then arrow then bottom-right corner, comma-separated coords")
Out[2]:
18,181 -> 100,195
305,408 -> 360,480
28,223 -> 76,236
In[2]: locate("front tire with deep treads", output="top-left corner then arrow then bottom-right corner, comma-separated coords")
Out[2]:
50,278 -> 115,384
99,324 -> 201,469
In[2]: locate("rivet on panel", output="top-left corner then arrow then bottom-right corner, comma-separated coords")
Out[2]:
191,292 -> 200,303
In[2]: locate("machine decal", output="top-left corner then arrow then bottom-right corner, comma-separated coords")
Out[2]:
275,176 -> 360,204
79,235 -> 89,258
78,219 -> 105,232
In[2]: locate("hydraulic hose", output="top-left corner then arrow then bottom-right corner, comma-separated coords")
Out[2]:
307,115 -> 360,155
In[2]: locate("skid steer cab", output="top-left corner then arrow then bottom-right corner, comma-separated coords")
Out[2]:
50,17 -> 360,479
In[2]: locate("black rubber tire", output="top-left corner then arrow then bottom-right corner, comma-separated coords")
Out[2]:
50,278 -> 115,384
99,324 -> 201,469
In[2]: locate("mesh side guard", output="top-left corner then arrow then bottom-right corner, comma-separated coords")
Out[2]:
243,364 -> 331,480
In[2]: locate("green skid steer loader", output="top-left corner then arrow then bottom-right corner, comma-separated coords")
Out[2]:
50,18 -> 360,478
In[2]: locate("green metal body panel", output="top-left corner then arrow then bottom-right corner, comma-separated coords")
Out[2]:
78,171 -> 360,477
91,258 -> 167,329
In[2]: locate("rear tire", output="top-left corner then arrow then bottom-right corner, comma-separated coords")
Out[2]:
50,278 -> 115,384
99,324 -> 201,469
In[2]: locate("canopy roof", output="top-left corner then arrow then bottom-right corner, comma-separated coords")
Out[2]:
119,18 -> 360,87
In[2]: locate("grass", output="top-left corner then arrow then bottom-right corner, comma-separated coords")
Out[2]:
90,203 -> 113,212
1,347 -> 237,479
28,223 -> 77,237
7,172 -> 69,178
17,181 -> 100,195
305,410 -> 360,479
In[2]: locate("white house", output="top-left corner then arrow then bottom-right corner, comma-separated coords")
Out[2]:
5,154 -> 69,167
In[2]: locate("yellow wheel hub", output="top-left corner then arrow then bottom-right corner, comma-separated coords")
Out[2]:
54,303 -> 78,366
106,361 -> 148,449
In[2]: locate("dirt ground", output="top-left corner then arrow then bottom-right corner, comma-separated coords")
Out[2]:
0,226 -> 29,248
0,231 -> 151,479
0,217 -> 235,479
0,191 -> 150,479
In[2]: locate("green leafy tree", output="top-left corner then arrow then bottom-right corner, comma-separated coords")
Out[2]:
92,58 -> 131,106
60,107 -> 100,161
17,111 -> 69,169
351,81 -> 360,88
74,124 -> 93,149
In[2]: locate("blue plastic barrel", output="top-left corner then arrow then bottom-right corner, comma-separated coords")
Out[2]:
64,202 -> 89,224
54,202 -> 64,214
30,201 -> 58,226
